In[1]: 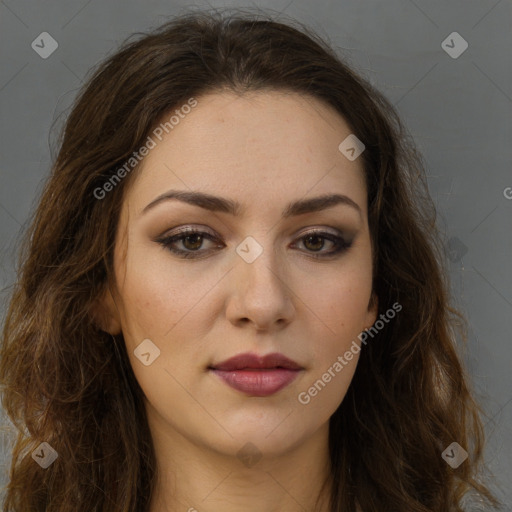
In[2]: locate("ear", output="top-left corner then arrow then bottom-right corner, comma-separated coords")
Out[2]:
364,291 -> 379,329
90,284 -> 122,335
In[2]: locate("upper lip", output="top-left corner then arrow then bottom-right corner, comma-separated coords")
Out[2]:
209,352 -> 303,371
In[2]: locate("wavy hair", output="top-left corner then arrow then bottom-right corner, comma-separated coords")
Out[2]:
0,8 -> 500,511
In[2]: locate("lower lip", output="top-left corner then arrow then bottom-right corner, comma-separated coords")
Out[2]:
210,368 -> 301,396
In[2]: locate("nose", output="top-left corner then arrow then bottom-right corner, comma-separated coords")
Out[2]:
225,241 -> 295,332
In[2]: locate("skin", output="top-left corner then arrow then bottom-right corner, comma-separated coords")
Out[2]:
95,90 -> 378,512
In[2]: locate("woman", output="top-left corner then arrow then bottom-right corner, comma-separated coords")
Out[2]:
0,9 -> 500,512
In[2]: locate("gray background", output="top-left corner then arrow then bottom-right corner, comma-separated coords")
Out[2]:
0,0 -> 511,507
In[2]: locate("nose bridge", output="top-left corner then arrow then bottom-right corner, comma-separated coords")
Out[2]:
228,232 -> 295,329
235,233 -> 284,293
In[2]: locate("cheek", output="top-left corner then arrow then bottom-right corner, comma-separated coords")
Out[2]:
116,250 -> 227,376
297,277 -> 368,416
115,264 -> 200,407
303,262 -> 372,377
311,268 -> 372,333
117,250 -> 202,340
120,276 -> 173,341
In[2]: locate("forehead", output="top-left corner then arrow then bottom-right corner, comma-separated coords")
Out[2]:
124,90 -> 367,219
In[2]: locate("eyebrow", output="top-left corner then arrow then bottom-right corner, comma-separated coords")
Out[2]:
141,189 -> 362,219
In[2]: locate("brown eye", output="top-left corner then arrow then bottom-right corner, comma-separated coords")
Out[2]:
157,227 -> 352,260
293,230 -> 353,259
302,234 -> 327,252
157,228 -> 223,259
181,233 -> 204,251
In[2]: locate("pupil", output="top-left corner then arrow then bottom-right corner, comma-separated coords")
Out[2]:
184,234 -> 202,250
305,235 -> 324,251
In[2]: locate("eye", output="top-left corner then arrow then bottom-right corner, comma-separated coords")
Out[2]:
156,227 -> 223,259
291,229 -> 353,259
156,227 -> 353,260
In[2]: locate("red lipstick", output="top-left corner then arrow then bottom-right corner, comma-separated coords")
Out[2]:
209,352 -> 303,397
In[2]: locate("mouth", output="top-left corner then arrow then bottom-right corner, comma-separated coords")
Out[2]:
208,352 -> 303,397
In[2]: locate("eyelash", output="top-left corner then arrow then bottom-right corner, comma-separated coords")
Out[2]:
156,227 -> 353,260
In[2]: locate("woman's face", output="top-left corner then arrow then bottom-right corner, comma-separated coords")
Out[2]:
99,90 -> 377,458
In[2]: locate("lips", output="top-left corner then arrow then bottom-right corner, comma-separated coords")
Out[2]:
210,352 -> 303,371
209,352 -> 303,397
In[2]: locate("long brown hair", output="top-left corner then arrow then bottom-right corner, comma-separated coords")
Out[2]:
0,8 -> 501,511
